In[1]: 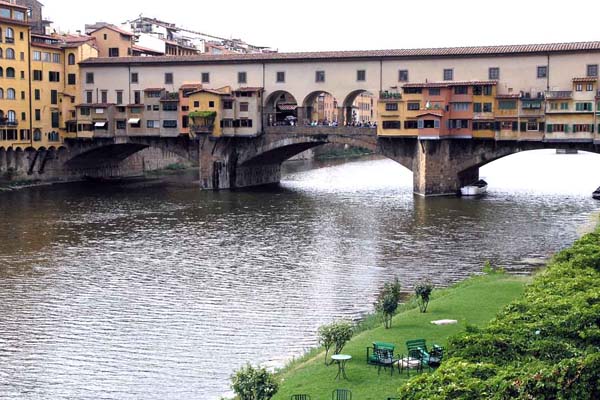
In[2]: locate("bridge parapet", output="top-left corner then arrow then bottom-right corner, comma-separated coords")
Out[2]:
264,125 -> 377,136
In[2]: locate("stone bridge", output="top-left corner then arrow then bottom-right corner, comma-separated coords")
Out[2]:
197,126 -> 600,195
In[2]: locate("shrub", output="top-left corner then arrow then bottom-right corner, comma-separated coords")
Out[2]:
414,281 -> 433,313
374,277 -> 402,328
231,363 -> 278,400
318,320 -> 353,365
396,227 -> 600,399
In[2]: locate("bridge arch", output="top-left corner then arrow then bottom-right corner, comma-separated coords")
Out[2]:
342,89 -> 376,125
301,90 -> 341,125
264,90 -> 298,126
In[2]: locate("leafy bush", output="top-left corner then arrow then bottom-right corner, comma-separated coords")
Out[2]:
231,363 -> 279,400
318,320 -> 353,365
374,277 -> 402,328
397,227 -> 600,399
414,281 -> 433,313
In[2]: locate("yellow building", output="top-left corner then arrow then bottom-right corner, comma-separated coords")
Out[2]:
189,86 -> 263,137
60,35 -> 98,139
30,33 -> 64,147
377,89 -> 404,136
545,77 -> 597,142
0,1 -> 31,148
471,84 -> 496,139
188,87 -> 230,137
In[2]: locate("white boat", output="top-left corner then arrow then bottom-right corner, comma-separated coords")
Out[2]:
461,180 -> 488,196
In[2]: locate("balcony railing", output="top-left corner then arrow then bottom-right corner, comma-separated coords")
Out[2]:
545,91 -> 573,99
379,91 -> 401,100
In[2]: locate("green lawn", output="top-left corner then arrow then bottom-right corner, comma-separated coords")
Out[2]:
272,273 -> 530,400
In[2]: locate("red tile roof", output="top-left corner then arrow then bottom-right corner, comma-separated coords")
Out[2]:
90,25 -> 134,37
80,41 -> 600,66
179,83 -> 202,89
403,80 -> 498,88
132,44 -> 164,55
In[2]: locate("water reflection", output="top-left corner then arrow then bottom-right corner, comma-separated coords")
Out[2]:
0,150 -> 599,399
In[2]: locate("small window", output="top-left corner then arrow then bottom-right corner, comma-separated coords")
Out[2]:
201,72 -> 210,83
357,70 -> 366,81
66,73 -> 76,85
6,48 -> 14,59
587,64 -> 598,77
238,71 -> 247,84
240,102 -> 249,112
108,48 -> 119,57
68,53 -> 75,65
35,109 -> 41,120
51,90 -> 58,105
398,70 -> 408,82
315,70 -> 325,82
223,100 -> 233,109
537,66 -> 547,78
49,71 -> 60,82
165,72 -> 174,84
454,86 -> 468,95
428,88 -> 440,96
34,89 -> 40,100
576,84 -> 583,92
407,102 -> 420,111
193,101 -> 200,108
116,91 -> 123,105
101,90 -> 108,104
443,68 -> 453,81
163,120 -> 178,128
488,67 -> 500,80
385,103 -> 398,111
276,71 -> 285,83
86,72 -> 94,84
131,72 -> 139,83
209,101 -> 215,108
586,84 -> 594,92
382,121 -> 401,129
85,91 -> 93,103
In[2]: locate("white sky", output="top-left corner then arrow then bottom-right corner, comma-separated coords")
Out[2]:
44,0 -> 600,52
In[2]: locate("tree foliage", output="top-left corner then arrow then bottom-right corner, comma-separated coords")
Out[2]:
414,281 -> 434,313
318,320 -> 353,365
374,277 -> 402,328
231,363 -> 279,400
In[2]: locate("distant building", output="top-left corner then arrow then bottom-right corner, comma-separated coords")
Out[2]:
14,0 -> 51,34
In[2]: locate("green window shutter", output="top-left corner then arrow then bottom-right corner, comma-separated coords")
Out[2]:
512,121 -> 518,131
591,124 -> 595,133
520,122 -> 527,132
546,123 -> 553,133
565,124 -> 570,133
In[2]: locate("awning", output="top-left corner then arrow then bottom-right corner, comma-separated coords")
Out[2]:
94,121 -> 107,128
128,118 -> 141,124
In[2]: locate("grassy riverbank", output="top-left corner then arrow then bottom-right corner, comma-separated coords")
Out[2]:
271,272 -> 530,400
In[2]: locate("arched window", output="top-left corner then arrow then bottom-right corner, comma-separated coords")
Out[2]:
68,53 -> 75,65
7,110 -> 16,123
0,89 -> 4,99
5,28 -> 14,42
6,67 -> 14,78
7,88 -> 15,100
6,48 -> 15,60
0,67 -> 3,77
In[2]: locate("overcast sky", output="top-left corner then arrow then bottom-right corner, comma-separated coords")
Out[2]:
44,0 -> 600,52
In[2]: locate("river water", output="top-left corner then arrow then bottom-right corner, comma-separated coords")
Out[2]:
0,150 -> 599,399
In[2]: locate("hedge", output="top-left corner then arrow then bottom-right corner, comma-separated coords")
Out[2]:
398,229 -> 600,399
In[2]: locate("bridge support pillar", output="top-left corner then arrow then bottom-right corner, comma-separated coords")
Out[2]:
412,139 -> 479,196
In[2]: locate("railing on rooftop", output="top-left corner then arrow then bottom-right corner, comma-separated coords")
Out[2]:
379,91 -> 402,100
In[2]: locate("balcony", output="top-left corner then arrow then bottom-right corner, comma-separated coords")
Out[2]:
545,91 -> 573,99
379,91 -> 401,100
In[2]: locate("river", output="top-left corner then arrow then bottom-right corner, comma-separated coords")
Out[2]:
0,150 -> 599,399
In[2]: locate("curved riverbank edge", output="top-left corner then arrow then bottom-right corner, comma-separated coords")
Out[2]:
267,272 -> 531,400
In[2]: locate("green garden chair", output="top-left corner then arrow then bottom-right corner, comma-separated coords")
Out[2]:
332,388 -> 352,400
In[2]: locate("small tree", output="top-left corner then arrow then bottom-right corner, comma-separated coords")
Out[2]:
318,320 -> 353,365
415,281 -> 434,313
374,278 -> 402,328
231,363 -> 279,400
